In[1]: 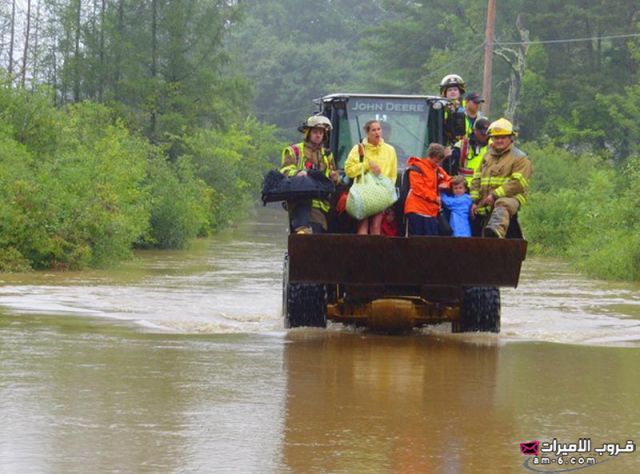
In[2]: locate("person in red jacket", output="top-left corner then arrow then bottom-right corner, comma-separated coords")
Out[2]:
380,208 -> 399,236
404,143 -> 451,236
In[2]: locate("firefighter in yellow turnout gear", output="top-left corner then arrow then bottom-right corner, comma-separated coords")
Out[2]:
281,115 -> 340,234
470,118 -> 532,238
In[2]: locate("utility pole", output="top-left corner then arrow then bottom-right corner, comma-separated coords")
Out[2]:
482,0 -> 496,116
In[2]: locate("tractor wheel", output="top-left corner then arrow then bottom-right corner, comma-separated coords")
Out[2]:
282,253 -> 327,329
452,287 -> 501,333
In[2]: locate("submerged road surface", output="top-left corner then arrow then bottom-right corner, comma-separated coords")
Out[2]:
1,206 -> 639,472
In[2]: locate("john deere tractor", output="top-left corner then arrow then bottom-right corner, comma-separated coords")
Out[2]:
282,94 -> 527,333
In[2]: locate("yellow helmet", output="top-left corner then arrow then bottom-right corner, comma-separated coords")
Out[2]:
487,118 -> 515,137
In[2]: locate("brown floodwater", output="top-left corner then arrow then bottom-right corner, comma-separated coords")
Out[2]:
1,206 -> 639,472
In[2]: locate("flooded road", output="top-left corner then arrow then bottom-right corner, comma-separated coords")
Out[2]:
1,207 -> 639,472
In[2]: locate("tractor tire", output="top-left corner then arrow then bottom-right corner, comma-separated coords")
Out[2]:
282,253 -> 327,329
452,287 -> 501,333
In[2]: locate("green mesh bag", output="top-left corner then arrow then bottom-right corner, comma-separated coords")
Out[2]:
346,171 -> 398,220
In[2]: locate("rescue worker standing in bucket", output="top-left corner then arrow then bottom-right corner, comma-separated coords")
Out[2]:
280,115 -> 340,234
440,74 -> 466,111
470,118 -> 532,238
463,92 -> 485,137
449,117 -> 490,186
439,74 -> 466,145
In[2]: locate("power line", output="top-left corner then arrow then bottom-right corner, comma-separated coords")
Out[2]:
399,31 -> 640,93
494,32 -> 640,46
406,42 -> 485,90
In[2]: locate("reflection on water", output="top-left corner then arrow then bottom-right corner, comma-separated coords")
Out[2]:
0,314 -> 287,472
282,331 -> 510,472
281,332 -> 640,472
1,206 -> 640,471
502,258 -> 640,346
1,317 -> 638,472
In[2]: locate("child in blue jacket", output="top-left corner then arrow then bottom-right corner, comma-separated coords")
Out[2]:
440,175 -> 473,237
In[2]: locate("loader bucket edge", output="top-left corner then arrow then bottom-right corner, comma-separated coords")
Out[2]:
288,234 -> 527,288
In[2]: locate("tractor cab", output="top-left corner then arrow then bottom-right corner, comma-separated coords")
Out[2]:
314,93 -> 466,170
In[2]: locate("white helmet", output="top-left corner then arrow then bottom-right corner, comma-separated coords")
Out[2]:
439,74 -> 466,96
303,115 -> 332,131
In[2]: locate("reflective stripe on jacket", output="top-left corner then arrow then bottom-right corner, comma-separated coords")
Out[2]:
280,141 -> 335,213
470,144 -> 532,215
465,115 -> 474,137
455,137 -> 488,186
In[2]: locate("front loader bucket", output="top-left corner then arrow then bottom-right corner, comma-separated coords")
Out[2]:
288,235 -> 527,288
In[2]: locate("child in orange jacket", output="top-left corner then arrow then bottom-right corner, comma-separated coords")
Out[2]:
404,143 -> 451,236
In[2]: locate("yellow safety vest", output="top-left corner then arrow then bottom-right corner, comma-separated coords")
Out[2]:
280,142 -> 334,213
456,137 -> 488,187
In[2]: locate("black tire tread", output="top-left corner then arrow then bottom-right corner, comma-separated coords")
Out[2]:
282,254 -> 327,328
452,287 -> 501,333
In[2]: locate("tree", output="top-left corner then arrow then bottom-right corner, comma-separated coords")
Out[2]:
513,0 -> 639,148
8,0 -> 16,82
493,15 -> 529,121
227,0 -> 388,133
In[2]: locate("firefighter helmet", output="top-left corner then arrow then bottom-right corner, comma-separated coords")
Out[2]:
439,74 -> 466,96
302,115 -> 332,131
487,118 -> 516,137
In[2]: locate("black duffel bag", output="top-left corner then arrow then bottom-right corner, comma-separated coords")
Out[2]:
261,169 -> 335,205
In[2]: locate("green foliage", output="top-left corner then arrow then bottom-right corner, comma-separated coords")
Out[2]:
596,81 -> 640,159
0,247 -> 32,273
0,92 -> 152,270
521,143 -> 640,280
181,117 -> 283,229
0,85 -> 60,157
363,0 -> 485,95
521,189 -> 581,254
4,0 -> 640,281
0,0 -> 283,271
142,154 -> 211,249
0,88 -> 278,270
227,0 -> 388,133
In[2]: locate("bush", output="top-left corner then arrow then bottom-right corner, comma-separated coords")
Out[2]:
181,117 -> 282,229
141,153 -> 212,249
0,93 -> 151,269
521,142 -> 640,281
520,188 -> 582,254
0,86 -> 281,271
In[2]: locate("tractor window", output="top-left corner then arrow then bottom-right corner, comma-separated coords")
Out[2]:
334,107 -> 352,170
338,98 -> 430,171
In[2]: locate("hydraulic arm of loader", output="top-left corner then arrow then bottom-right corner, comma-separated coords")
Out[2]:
287,235 -> 527,288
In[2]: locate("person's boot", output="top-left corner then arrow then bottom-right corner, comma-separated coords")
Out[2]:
482,207 -> 509,238
482,226 -> 501,238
